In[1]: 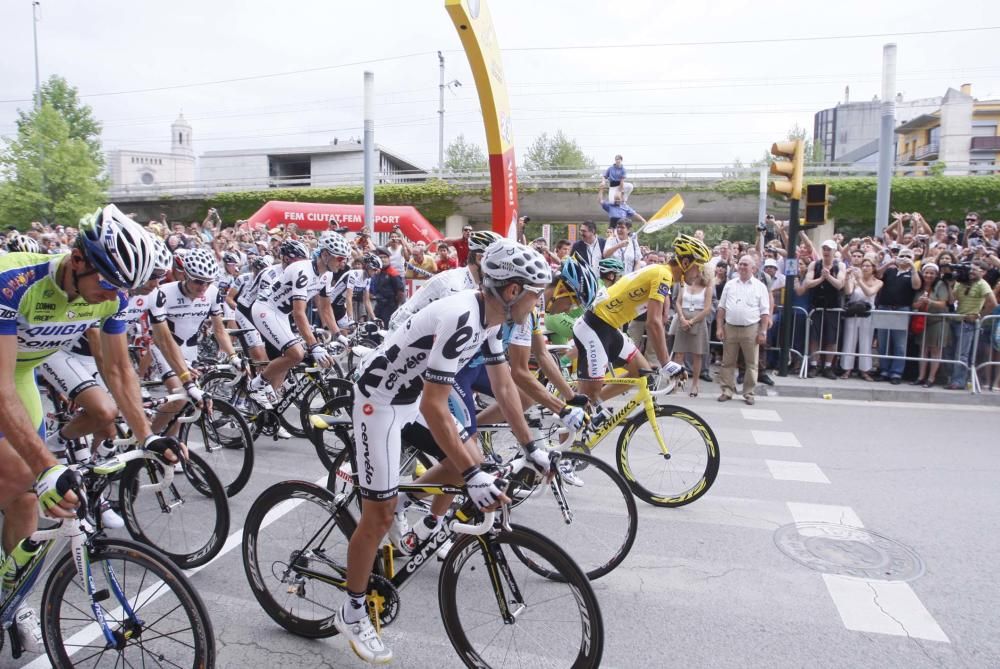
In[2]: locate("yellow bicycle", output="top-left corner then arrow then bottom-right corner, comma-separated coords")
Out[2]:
565,369 -> 720,507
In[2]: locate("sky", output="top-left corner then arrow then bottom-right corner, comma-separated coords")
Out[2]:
1,0 -> 998,177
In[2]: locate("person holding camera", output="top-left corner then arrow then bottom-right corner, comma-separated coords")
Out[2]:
875,247 -> 922,383
911,262 -> 951,388
803,240 -> 845,379
839,257 -> 881,380
945,260 -> 996,390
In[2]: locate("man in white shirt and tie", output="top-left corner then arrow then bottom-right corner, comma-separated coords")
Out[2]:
716,255 -> 772,405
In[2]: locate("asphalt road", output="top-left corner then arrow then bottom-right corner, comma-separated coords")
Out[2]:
8,395 -> 999,668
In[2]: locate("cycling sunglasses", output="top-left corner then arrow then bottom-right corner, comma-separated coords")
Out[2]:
75,267 -> 121,291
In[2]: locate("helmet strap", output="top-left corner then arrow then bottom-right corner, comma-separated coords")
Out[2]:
484,282 -> 518,327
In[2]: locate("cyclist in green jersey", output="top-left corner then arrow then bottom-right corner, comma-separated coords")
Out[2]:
0,205 -> 182,652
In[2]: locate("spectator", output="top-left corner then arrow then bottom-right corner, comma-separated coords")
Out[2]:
946,260 -> 997,390
986,282 -> 1000,391
406,241 -> 437,278
435,242 -> 458,271
516,216 -> 529,245
803,240 -> 845,379
716,255 -> 771,405
707,240 -> 733,274
386,228 -> 408,274
875,246 -> 922,383
707,261 -> 730,367
839,257 -> 881,381
439,224 -> 474,265
602,154 -> 633,203
531,237 -> 560,269
603,219 -> 643,274
963,212 -> 981,247
570,221 -> 605,274
554,238 -> 572,261
369,247 -> 405,325
598,184 -> 646,228
671,265 -> 713,397
912,262 -> 951,388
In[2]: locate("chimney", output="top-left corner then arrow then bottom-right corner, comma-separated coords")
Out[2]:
960,83 -> 972,96
844,85 -> 850,104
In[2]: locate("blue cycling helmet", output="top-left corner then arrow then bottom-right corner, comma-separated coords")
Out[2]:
558,257 -> 599,309
76,204 -> 156,290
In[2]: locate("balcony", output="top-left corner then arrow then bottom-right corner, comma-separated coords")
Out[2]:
971,135 -> 1000,152
912,142 -> 939,161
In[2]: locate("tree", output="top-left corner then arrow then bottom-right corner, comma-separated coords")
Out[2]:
735,124 -> 825,169
0,103 -> 107,227
523,130 -> 595,171
17,76 -> 104,167
443,134 -> 487,173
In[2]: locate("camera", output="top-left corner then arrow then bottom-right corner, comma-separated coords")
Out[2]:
757,221 -> 768,232
951,262 -> 974,284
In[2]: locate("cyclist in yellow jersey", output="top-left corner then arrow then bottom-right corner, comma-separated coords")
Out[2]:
574,234 -> 712,405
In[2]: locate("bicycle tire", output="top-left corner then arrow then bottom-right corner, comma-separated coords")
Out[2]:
179,396 -> 255,496
41,537 -> 215,669
307,395 -> 355,472
119,450 -> 231,569
242,480 -> 351,638
297,376 -> 354,444
615,403 -> 720,507
509,450 -> 638,581
439,524 -> 604,669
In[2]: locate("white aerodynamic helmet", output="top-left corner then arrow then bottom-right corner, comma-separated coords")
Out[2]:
77,204 -> 157,290
7,235 -> 40,254
480,239 -> 553,288
152,238 -> 173,274
182,247 -> 220,281
317,232 -> 351,258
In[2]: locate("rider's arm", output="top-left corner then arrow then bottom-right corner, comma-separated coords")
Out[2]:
210,314 -> 236,357
98,330 -> 153,442
0,336 -> 56,473
508,337 -> 565,414
314,294 -> 339,337
225,285 -> 239,311
363,288 -> 376,321
646,292 -> 671,365
85,326 -> 105,370
531,331 -> 575,400
291,298 -> 318,348
344,288 -> 355,323
420,381 -> 479,472
485,361 -> 534,445
150,321 -> 192,380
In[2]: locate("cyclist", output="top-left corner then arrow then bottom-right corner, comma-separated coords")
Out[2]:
218,251 -> 242,329
227,253 -> 273,367
248,234 -> 349,407
338,240 -> 555,664
598,256 -> 625,288
387,230 -> 502,330
0,205 -> 180,652
572,233 -> 711,406
328,252 -> 379,328
147,248 -> 241,436
6,235 -> 40,254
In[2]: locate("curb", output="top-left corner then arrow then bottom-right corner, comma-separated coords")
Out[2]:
764,382 -> 999,406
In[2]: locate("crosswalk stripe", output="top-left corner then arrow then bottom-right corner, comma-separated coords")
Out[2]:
765,460 -> 830,484
822,574 -> 950,642
786,501 -> 863,527
751,429 -> 802,448
740,408 -> 782,422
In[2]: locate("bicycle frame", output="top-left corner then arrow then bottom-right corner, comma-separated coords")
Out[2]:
576,375 -> 669,457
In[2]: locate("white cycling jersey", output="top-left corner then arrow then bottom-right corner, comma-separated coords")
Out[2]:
328,269 -> 369,305
388,267 -> 475,331
355,289 -> 505,407
256,259 -> 331,315
148,281 -> 222,350
234,267 -> 278,309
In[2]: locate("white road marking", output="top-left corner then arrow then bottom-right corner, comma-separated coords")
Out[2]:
786,501 -> 863,527
765,460 -> 830,484
822,574 -> 950,642
751,429 -> 802,448
741,408 -> 782,422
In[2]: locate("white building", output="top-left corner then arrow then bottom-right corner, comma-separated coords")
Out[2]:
106,114 -> 196,191
198,140 -> 425,189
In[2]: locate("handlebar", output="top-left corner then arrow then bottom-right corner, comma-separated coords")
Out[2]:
451,511 -> 495,536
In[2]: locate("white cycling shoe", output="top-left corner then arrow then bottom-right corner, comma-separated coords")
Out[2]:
335,604 -> 392,664
275,426 -> 292,440
100,501 -> 126,529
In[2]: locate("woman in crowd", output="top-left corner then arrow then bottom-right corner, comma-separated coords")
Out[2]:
790,257 -> 813,373
839,257 -> 881,381
911,262 -> 951,388
671,265 -> 713,396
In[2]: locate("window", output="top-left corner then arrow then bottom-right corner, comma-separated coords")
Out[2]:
971,160 -> 995,175
928,126 -> 941,145
972,124 -> 997,138
141,172 -> 155,185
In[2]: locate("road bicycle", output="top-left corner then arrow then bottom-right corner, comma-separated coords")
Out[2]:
0,458 -> 215,667
242,452 -> 604,668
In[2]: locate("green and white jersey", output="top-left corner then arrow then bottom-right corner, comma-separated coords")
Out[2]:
0,252 -> 128,367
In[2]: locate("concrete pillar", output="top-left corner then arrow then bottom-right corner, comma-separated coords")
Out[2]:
805,220 -> 836,250
445,214 -> 468,238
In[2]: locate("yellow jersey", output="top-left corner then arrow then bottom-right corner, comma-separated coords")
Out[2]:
590,264 -> 673,329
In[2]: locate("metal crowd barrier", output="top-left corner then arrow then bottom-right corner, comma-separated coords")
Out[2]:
698,306 -> 808,372
804,307 -> 978,392
971,314 -> 1000,393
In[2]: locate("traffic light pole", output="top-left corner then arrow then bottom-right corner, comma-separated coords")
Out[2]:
777,198 -> 800,377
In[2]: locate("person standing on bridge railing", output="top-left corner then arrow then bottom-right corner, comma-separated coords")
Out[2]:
602,154 -> 633,203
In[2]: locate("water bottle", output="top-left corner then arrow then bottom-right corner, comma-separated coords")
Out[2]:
1,539 -> 42,596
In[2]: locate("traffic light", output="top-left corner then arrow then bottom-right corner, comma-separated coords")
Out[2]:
769,140 -> 804,200
804,183 -> 829,228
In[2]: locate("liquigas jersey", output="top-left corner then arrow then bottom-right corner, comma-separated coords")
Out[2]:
0,253 -> 128,367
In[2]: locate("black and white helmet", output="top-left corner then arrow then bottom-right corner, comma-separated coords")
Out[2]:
480,239 -> 552,288
7,235 -> 40,254
249,255 -> 271,272
317,232 -> 350,258
362,252 -> 382,270
279,239 -> 309,260
152,238 -> 172,273
183,247 -> 219,281
467,230 -> 503,254
222,251 -> 241,266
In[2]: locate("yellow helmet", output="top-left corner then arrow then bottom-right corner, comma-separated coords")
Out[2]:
672,233 -> 711,265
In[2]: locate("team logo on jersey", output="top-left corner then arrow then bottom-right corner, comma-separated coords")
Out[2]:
2,269 -> 36,300
362,403 -> 374,415
66,310 -> 77,319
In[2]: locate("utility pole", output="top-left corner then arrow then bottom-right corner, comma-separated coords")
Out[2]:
437,51 -> 461,178
363,71 -> 375,241
874,43 -> 897,239
32,1 -> 42,110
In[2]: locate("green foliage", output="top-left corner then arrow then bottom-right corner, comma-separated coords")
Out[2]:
928,162 -> 946,177
0,103 -> 107,227
17,76 -> 104,167
523,131 -> 595,171
443,134 -> 487,173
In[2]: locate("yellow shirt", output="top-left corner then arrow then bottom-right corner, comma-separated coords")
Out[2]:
591,264 -> 673,328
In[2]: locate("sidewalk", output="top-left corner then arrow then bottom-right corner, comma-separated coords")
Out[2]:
689,368 -> 1000,407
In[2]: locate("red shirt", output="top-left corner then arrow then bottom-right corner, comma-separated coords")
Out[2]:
437,255 -> 458,271
452,238 -> 470,266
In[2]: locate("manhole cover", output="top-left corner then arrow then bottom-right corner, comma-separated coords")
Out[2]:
773,522 -> 925,581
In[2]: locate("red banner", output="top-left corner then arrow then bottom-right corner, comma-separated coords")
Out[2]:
489,147 -> 519,239
245,200 -> 442,243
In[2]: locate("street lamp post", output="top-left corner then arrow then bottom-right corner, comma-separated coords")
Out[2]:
437,51 -> 460,177
32,1 -> 41,110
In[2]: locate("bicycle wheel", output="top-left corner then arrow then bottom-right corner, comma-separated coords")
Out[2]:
306,395 -> 354,472
615,404 -> 720,507
509,451 -> 637,581
41,537 -> 215,669
296,376 -> 353,442
180,397 -> 255,497
439,524 -> 604,669
326,440 -> 436,503
119,451 -> 231,569
242,480 -> 352,638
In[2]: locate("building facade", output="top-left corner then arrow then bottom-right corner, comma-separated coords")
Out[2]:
106,114 -> 196,191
